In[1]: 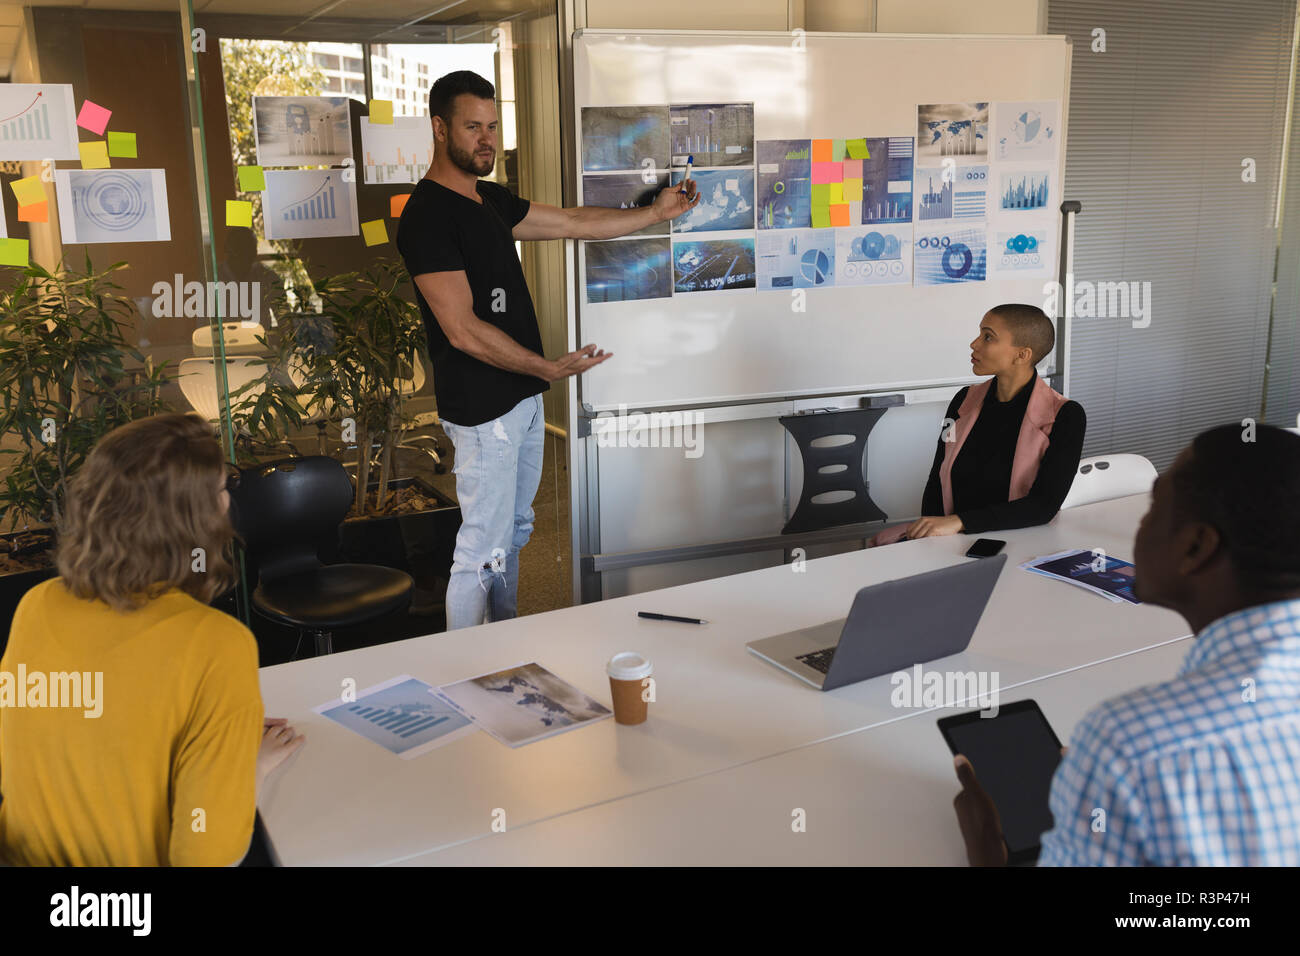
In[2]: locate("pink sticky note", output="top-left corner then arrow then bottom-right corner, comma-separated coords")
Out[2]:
811,162 -> 843,185
841,159 -> 863,179
77,100 -> 112,135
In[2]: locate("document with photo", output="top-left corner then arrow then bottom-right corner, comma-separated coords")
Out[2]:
437,662 -> 611,748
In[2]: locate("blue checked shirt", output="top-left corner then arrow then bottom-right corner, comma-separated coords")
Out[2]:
1038,598 -> 1300,866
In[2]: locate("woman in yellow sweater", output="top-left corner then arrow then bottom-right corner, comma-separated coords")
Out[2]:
0,412 -> 304,866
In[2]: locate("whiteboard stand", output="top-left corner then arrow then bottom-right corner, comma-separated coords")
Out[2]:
1051,199 -> 1083,394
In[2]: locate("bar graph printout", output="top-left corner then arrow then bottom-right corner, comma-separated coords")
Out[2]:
0,84 -> 79,160
263,168 -> 360,240
314,675 -> 476,758
360,116 -> 435,184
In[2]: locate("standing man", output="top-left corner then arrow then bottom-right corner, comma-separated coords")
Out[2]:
397,70 -> 698,629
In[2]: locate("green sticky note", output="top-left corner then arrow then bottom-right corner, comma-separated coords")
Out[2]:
106,131 -> 137,158
237,165 -> 266,192
0,237 -> 30,267
226,199 -> 253,228
831,138 -> 846,160
811,183 -> 831,206
827,182 -> 844,204
369,99 -> 394,124
811,207 -> 831,228
845,138 -> 870,159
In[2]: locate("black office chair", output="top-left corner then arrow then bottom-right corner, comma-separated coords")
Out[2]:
229,456 -> 413,657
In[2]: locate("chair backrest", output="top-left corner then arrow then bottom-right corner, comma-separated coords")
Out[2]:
229,456 -> 354,581
1059,453 -> 1158,510
177,356 -> 266,422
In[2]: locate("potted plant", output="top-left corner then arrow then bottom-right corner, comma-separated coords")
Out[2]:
0,255 -> 172,649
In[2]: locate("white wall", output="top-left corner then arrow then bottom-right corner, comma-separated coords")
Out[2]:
876,0 -> 1046,34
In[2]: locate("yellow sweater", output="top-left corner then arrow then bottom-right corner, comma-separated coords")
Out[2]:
0,578 -> 262,866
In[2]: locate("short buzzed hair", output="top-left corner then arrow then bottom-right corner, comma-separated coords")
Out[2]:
988,303 -> 1055,365
428,71 -> 496,129
1170,423 -> 1300,589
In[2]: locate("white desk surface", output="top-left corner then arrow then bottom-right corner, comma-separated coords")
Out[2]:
402,638 -> 1191,866
258,493 -> 1187,866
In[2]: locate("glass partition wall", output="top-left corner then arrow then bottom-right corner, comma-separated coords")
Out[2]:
0,1 -> 564,642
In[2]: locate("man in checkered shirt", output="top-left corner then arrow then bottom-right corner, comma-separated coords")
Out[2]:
953,423 -> 1300,866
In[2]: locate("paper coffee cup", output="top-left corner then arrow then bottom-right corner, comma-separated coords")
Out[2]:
606,652 -> 653,725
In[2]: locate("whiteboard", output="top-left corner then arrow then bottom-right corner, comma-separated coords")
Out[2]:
571,30 -> 1072,411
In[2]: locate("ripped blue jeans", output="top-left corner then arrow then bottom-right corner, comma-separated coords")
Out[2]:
439,393 -> 545,629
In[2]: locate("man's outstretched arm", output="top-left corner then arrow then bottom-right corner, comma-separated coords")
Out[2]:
513,179 -> 699,241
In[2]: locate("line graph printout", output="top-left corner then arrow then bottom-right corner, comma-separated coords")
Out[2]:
0,84 -> 79,160
314,675 -> 475,758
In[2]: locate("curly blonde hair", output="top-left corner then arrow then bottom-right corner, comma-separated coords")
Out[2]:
55,412 -> 238,612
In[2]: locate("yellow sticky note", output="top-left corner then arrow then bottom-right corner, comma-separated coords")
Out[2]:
0,237 -> 30,267
361,219 -> 389,246
11,175 -> 45,207
828,182 -> 844,204
369,99 -> 393,124
811,207 -> 831,229
226,199 -> 253,228
811,183 -> 831,206
237,165 -> 266,192
106,131 -> 137,158
846,138 -> 870,160
843,178 -> 863,201
79,140 -> 110,169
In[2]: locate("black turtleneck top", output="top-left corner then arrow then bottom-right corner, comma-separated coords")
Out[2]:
920,370 -> 1086,533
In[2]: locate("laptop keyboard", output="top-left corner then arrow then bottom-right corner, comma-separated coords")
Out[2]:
796,647 -> 837,674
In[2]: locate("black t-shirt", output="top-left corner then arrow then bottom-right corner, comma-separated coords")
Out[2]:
920,370 -> 1087,533
396,178 -> 548,426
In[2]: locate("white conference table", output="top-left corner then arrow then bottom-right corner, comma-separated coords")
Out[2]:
402,637 -> 1191,866
258,493 -> 1189,866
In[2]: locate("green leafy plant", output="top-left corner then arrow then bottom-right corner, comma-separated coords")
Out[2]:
0,254 -> 171,538
230,258 -> 429,517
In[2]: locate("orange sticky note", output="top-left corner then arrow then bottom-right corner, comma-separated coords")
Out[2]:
812,139 -> 833,163
390,194 -> 411,217
18,201 -> 48,223
829,204 -> 850,226
361,219 -> 389,245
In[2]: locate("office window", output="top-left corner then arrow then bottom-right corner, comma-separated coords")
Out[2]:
1049,0 -> 1297,467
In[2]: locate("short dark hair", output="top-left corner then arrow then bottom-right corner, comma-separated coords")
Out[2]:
1170,423 -> 1300,589
428,71 -> 496,129
988,303 -> 1055,365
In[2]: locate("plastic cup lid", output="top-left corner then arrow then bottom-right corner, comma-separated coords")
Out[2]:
606,651 -> 653,680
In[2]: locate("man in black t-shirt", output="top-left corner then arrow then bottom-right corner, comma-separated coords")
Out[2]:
396,70 -> 698,629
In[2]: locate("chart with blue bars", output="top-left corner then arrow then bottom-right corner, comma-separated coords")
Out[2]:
320,677 -> 472,756
999,171 -> 1050,210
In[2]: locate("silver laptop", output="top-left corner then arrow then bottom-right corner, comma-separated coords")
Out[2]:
746,554 -> 1007,691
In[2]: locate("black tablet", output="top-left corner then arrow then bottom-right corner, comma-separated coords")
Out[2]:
937,699 -> 1064,865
